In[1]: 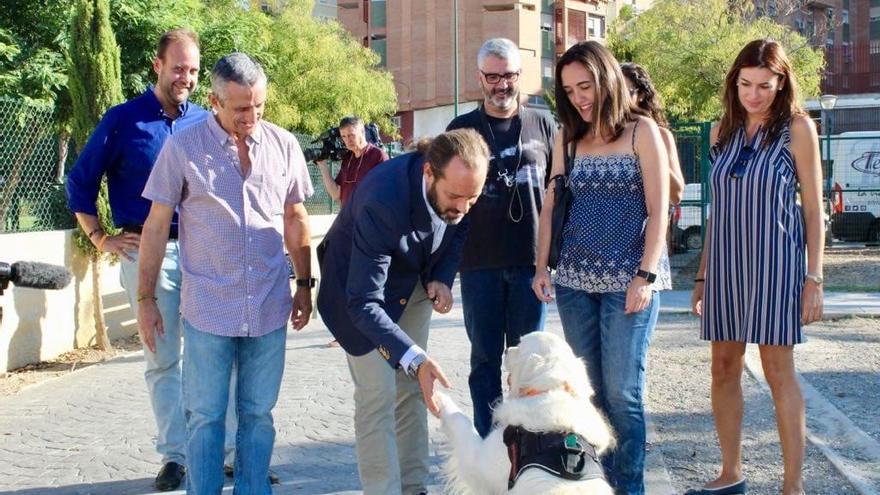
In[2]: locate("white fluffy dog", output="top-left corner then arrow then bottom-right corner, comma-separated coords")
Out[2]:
435,332 -> 615,495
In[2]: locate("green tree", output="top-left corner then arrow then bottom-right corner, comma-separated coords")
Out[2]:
67,0 -> 125,351
608,0 -> 825,122
260,9 -> 398,135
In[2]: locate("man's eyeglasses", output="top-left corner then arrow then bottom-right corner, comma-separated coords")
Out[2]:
730,145 -> 755,179
481,70 -> 521,85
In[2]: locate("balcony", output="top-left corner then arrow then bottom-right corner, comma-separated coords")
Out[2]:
821,44 -> 880,95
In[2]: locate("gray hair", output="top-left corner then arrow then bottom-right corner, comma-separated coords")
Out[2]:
339,116 -> 364,130
477,38 -> 521,68
210,52 -> 267,99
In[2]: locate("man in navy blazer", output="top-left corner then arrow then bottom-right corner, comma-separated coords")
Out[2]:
317,128 -> 488,495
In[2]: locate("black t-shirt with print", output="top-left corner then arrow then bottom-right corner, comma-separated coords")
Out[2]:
446,106 -> 557,272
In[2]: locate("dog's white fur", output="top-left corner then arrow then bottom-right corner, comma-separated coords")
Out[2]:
437,332 -> 615,495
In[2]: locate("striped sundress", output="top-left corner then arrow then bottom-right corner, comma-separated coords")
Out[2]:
701,123 -> 806,345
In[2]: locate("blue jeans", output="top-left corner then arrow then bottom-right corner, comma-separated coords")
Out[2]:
554,286 -> 659,495
182,320 -> 287,495
120,244 -> 237,467
461,266 -> 547,437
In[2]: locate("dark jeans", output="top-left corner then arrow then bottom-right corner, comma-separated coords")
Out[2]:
554,285 -> 659,495
460,266 -> 547,437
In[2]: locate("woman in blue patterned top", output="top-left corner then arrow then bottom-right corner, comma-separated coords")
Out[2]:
532,41 -> 670,495
687,40 -> 824,495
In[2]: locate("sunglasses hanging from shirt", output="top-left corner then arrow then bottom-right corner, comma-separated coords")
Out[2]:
480,106 -> 525,223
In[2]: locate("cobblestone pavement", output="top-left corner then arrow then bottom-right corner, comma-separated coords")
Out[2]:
0,293 -> 875,494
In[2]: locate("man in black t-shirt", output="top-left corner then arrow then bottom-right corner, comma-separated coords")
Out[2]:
446,38 -> 557,438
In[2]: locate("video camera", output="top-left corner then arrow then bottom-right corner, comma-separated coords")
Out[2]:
303,123 -> 383,163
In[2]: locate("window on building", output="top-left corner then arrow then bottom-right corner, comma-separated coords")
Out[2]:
541,26 -> 554,59
371,0 -> 386,28
588,15 -> 605,39
371,35 -> 387,67
872,6 -> 880,38
567,9 -> 586,45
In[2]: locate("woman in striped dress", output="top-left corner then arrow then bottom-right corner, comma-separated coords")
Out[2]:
688,40 -> 824,495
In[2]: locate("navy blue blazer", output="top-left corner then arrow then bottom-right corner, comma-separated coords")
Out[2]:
316,152 -> 468,367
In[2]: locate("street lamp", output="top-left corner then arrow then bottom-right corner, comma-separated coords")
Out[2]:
819,94 -> 837,191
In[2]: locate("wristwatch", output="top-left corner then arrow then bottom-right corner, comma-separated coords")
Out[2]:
295,277 -> 317,288
406,353 -> 427,378
805,273 -> 824,286
635,269 -> 657,283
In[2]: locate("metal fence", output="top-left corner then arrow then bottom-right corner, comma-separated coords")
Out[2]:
0,97 -> 74,234
669,123 -> 880,254
0,102 -> 347,234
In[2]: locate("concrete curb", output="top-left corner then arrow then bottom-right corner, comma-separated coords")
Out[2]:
743,351 -> 880,495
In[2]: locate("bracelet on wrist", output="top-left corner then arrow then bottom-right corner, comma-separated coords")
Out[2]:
694,278 -> 706,283
137,294 -> 157,302
88,228 -> 105,239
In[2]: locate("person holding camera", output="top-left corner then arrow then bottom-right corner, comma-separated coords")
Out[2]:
315,116 -> 389,207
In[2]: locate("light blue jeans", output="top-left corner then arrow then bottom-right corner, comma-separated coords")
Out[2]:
182,320 -> 287,495
120,243 -> 237,467
554,286 -> 659,495
119,242 -> 186,465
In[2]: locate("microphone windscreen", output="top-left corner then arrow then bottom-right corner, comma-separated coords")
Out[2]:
11,261 -> 73,290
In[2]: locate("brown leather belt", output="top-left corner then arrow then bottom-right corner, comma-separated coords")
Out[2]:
121,224 -> 179,240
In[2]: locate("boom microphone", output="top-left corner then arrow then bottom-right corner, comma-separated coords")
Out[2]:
0,261 -> 72,290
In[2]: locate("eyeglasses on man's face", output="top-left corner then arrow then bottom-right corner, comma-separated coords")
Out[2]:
730,145 -> 755,179
481,70 -> 521,85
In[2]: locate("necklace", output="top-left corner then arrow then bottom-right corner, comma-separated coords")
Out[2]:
481,107 -> 525,222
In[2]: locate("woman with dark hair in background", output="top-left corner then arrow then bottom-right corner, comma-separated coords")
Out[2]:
621,62 -> 685,205
532,40 -> 670,495
689,39 -> 824,495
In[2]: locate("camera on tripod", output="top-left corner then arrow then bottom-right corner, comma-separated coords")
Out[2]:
303,122 -> 383,163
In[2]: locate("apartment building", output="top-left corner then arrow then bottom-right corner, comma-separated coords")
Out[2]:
761,0 -> 880,130
337,0 -> 635,141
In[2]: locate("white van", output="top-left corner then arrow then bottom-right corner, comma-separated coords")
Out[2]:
671,183 -> 704,251
828,131 -> 880,243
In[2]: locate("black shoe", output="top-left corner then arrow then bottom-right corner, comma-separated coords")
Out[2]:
223,464 -> 280,484
154,462 -> 186,491
684,479 -> 747,495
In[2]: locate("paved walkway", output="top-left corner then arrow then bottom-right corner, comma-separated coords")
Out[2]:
660,290 -> 880,317
0,289 -> 876,494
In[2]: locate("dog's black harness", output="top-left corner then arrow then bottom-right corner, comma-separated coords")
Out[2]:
503,425 -> 605,489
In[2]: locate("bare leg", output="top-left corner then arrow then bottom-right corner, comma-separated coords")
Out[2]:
759,345 -> 805,495
705,341 -> 748,488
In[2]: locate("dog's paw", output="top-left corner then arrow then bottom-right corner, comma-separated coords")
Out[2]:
434,391 -> 460,416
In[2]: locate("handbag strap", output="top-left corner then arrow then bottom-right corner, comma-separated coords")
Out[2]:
562,131 -> 576,177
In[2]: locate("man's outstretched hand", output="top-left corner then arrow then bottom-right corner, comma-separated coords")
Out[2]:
417,356 -> 451,415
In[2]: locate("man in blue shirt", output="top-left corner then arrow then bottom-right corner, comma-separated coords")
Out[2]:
66,29 -> 206,491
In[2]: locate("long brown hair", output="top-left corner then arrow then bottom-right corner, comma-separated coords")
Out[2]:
717,39 -> 804,148
555,41 -> 632,145
621,62 -> 669,129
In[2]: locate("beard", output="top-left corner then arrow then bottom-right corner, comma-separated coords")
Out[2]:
161,81 -> 192,106
427,182 -> 464,225
481,84 -> 518,111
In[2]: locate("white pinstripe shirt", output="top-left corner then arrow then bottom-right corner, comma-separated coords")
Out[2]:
144,115 -> 313,337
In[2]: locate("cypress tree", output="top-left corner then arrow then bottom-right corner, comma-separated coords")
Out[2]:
68,0 -> 124,351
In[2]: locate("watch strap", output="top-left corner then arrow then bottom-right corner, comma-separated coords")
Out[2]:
635,269 -> 657,283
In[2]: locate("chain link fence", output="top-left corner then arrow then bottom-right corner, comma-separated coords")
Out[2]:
0,97 -> 74,234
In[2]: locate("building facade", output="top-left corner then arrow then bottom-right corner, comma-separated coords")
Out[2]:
337,0 -> 625,142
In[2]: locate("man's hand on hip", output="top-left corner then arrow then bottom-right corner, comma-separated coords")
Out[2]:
98,232 -> 141,261
137,298 -> 164,353
291,287 -> 312,330
426,281 -> 453,314
417,356 -> 451,416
